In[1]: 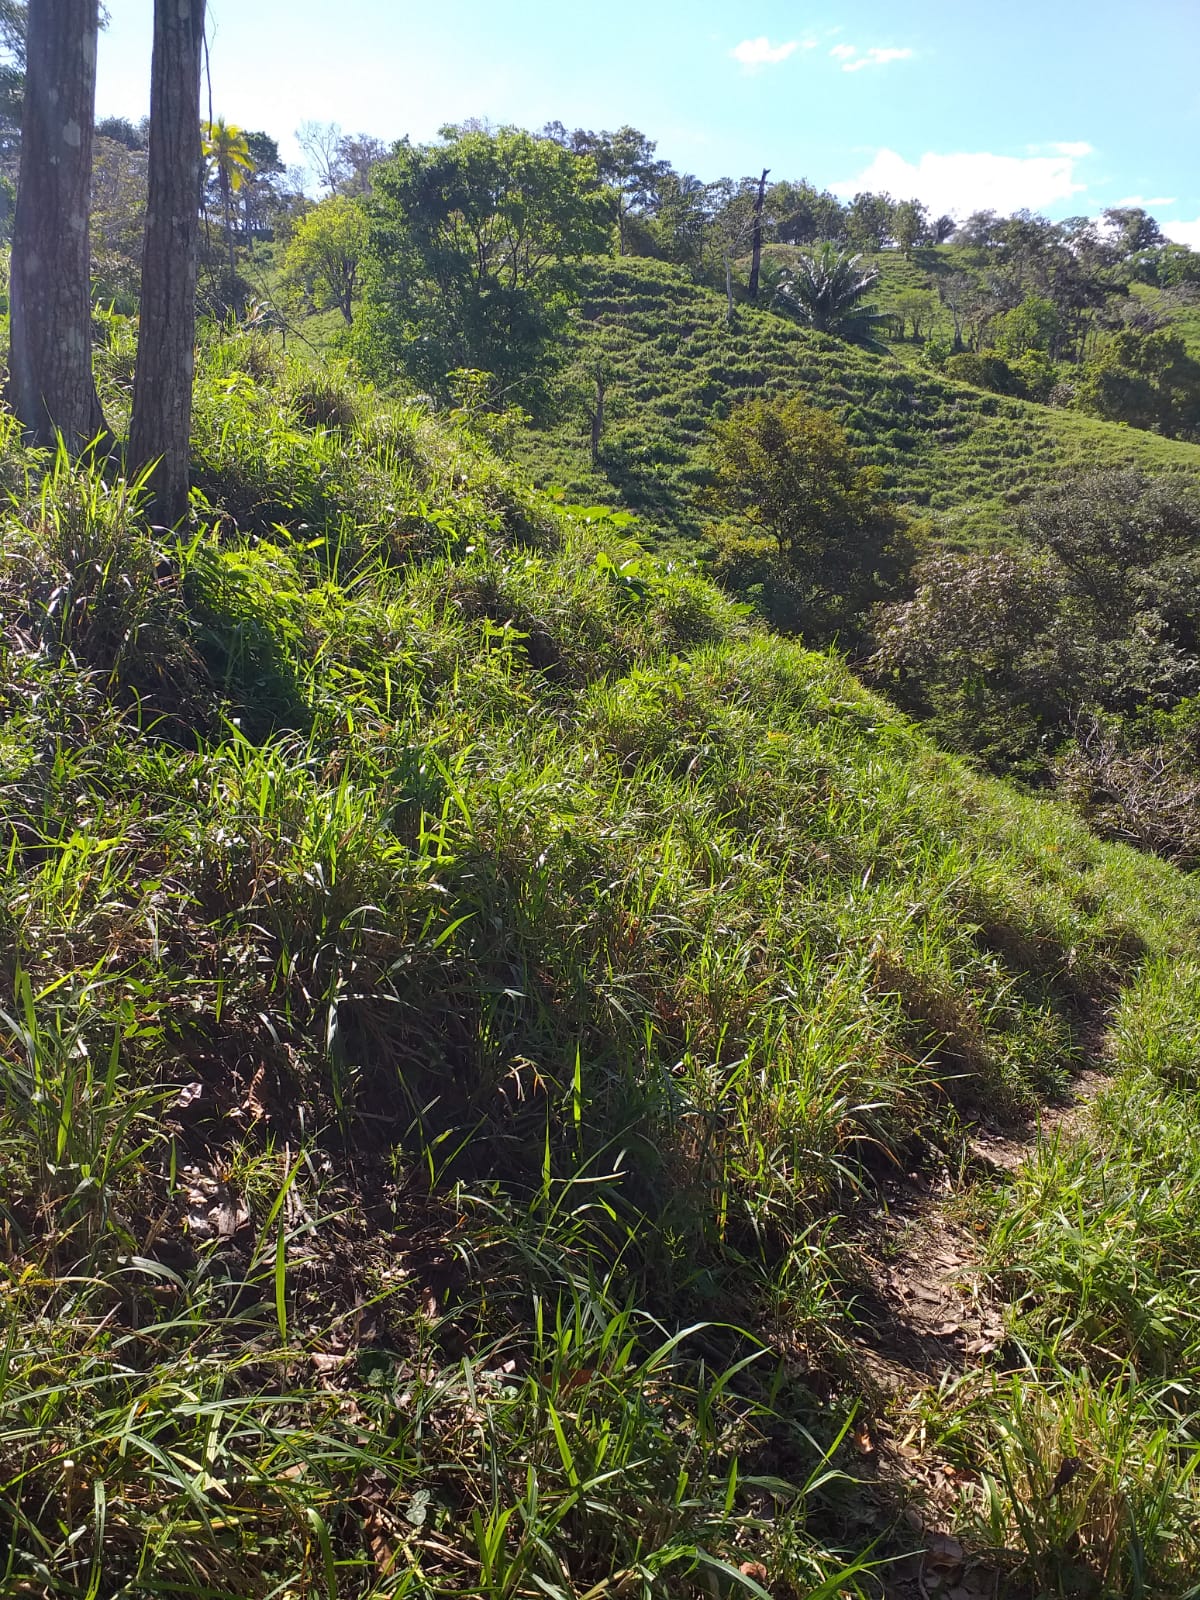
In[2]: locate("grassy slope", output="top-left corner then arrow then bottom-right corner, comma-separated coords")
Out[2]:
2,338 -> 1200,1595
523,258 -> 1200,545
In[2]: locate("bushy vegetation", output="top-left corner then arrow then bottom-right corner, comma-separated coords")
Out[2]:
703,395 -> 921,643
3,337 -> 1200,1596
6,59 -> 1200,1594
871,469 -> 1200,861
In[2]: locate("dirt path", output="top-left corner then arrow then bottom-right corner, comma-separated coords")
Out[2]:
851,1066 -> 1111,1398
841,1061 -> 1113,1598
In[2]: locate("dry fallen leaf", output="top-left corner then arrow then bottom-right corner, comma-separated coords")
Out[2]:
364,1507 -> 397,1577
853,1423 -> 877,1458
246,1063 -> 270,1120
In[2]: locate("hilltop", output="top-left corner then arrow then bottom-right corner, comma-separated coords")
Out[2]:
3,332 -> 1200,1596
522,257 -> 1200,544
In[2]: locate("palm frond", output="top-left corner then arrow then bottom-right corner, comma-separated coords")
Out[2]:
774,243 -> 888,348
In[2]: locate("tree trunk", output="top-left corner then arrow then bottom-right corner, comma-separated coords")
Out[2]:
221,170 -> 236,287
9,0 -> 107,451
747,167 -> 769,302
589,368 -> 605,466
129,0 -> 205,525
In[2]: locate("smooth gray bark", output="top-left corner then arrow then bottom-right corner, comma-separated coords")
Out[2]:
9,0 -> 107,450
128,0 -> 205,524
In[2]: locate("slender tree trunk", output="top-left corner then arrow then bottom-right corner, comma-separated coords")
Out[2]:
589,368 -> 605,466
129,0 -> 205,524
221,170 -> 236,286
747,167 -> 769,302
9,0 -> 107,450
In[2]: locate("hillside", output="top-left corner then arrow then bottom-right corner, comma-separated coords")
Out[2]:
2,332 -> 1200,1596
523,258 -> 1200,544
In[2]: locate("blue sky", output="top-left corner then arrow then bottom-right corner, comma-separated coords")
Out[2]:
97,0 -> 1200,243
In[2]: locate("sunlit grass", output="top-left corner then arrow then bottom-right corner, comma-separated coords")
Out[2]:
2,329 -> 1200,1592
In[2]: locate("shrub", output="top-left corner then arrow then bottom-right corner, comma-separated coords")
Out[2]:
943,349 -> 1021,396
704,394 -> 920,644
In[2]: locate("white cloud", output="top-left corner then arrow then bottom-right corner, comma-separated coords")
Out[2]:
830,43 -> 913,70
833,146 -> 1093,217
1163,218 -> 1200,249
843,46 -> 914,72
1114,194 -> 1176,208
1050,140 -> 1093,158
731,35 -> 806,67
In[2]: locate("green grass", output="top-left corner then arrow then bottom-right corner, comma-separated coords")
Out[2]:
2,333 -> 1200,1593
522,257 -> 1200,545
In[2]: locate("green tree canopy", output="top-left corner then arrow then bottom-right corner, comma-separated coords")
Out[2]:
357,124 -> 610,408
1078,328 -> 1200,440
845,189 -> 894,250
544,122 -> 669,253
892,197 -> 929,256
282,193 -> 368,324
992,293 -> 1062,358
765,178 -> 846,246
705,395 -> 918,641
873,471 -> 1200,775
91,132 -> 148,310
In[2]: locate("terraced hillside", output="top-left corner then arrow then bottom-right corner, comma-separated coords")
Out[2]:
524,258 -> 1200,543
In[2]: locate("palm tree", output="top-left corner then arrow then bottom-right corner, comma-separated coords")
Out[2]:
202,116 -> 254,284
774,243 -> 889,349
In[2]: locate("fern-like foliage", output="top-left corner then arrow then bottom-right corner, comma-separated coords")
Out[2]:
774,242 -> 890,349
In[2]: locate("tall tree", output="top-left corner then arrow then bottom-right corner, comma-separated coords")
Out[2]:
845,190 -> 894,251
1103,206 -> 1164,259
358,125 -> 609,407
202,115 -> 253,282
747,167 -> 769,301
337,132 -> 388,196
240,128 -> 284,246
767,178 -> 846,246
557,124 -> 669,254
128,0 -> 205,523
297,118 -> 349,195
8,0 -> 106,449
91,132 -> 149,310
892,197 -> 929,257
707,395 -> 917,641
282,194 -> 368,324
